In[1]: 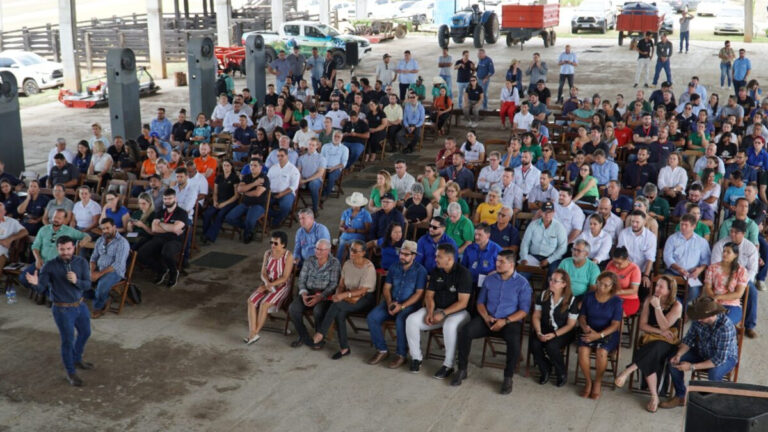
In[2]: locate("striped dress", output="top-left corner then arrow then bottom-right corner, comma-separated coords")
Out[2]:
249,251 -> 290,311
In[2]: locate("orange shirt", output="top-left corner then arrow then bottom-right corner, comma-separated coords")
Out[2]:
141,159 -> 156,176
605,260 -> 641,300
194,156 -> 218,189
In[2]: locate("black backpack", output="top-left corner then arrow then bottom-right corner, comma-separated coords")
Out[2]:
215,74 -> 228,96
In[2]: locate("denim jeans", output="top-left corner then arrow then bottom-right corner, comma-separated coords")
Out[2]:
653,59 -> 672,85
745,282 -> 758,330
304,178 -> 323,214
276,79 -> 286,93
367,301 -> 419,356
670,351 -> 736,397
311,77 -> 321,94
558,74 -> 574,102
679,31 -> 689,52
269,194 -> 295,226
203,202 -> 238,242
343,142 -> 365,169
734,79 -> 747,94
723,305 -> 742,325
52,302 -> 91,374
479,77 -> 491,109
92,271 -> 122,310
720,63 -> 732,87
457,81 -> 469,109
440,74 -> 453,98
323,169 -> 342,198
759,236 -> 768,282
224,203 -> 266,234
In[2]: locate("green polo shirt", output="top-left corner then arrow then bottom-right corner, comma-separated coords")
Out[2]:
32,224 -> 87,262
650,197 -> 670,220
558,257 -> 600,296
446,216 -> 475,248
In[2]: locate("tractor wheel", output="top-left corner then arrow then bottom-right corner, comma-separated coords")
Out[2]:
452,36 -> 466,44
473,25 -> 485,48
618,31 -> 624,46
438,24 -> 450,49
485,13 -> 499,44
332,51 -> 346,69
395,24 -> 407,39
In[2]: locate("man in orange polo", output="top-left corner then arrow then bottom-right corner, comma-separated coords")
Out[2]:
194,142 -> 218,190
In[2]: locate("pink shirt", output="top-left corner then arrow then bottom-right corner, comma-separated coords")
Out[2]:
705,263 -> 748,307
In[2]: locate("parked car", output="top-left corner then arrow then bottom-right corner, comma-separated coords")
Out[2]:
667,0 -> 700,12
657,2 -> 675,33
571,0 -> 617,33
396,0 -> 434,23
696,0 -> 723,16
714,6 -> 758,35
0,50 -> 63,96
367,0 -> 398,18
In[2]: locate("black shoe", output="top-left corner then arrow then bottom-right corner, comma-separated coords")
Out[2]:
75,361 -> 94,370
201,236 -> 211,246
501,377 -> 513,394
66,373 -> 83,387
167,268 -> 179,288
539,370 -> 550,385
332,349 -> 351,360
154,269 -> 169,285
243,232 -> 253,244
644,84 -> 649,88
556,373 -> 567,387
311,340 -> 326,350
409,359 -> 422,373
290,338 -> 305,348
451,369 -> 467,386
433,366 -> 454,380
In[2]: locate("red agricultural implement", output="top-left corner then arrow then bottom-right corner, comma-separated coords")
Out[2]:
501,3 -> 559,50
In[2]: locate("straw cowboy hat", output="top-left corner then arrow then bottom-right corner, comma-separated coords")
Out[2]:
432,76 -> 446,85
345,192 -> 369,208
687,296 -> 726,321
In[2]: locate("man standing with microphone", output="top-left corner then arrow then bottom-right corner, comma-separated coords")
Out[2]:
26,236 -> 93,387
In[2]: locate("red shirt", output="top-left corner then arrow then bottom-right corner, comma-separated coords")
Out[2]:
194,156 -> 218,189
615,126 -> 633,147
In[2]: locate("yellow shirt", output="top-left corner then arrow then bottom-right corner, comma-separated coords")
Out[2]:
476,202 -> 503,225
384,104 -> 403,123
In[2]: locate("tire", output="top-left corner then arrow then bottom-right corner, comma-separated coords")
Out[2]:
600,22 -> 607,34
265,48 -> 276,65
473,25 -> 485,48
438,24 -> 450,49
506,32 -> 514,47
571,26 -> 578,34
452,36 -> 466,44
23,79 -> 40,96
332,51 -> 346,69
618,31 -> 624,46
395,24 -> 407,39
484,13 -> 499,44
550,30 -> 556,46
542,31 -> 549,48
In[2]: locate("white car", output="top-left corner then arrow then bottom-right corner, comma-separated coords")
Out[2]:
395,0 -> 434,23
0,50 -> 63,96
713,7 -> 759,35
366,0 -> 398,19
696,0 -> 723,16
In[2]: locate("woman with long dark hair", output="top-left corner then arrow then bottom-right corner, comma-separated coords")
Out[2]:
572,164 -> 599,203
202,159 -> 241,244
375,222 -> 405,270
703,242 -> 748,325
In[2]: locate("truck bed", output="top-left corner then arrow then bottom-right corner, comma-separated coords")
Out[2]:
501,4 -> 559,29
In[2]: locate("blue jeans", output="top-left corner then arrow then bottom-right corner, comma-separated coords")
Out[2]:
723,305 -> 742,325
269,194 -> 295,226
367,301 -> 419,356
653,59 -> 672,85
276,79 -> 286,93
92,271 -> 123,310
679,31 -> 689,52
203,202 -> 238,242
52,302 -> 91,374
759,236 -> 768,282
745,282 -> 758,330
457,81 -> 469,109
720,63 -> 732,87
440,74 -> 453,98
311,77 -> 321,94
343,142 -> 364,170
304,178 -> 323,214
479,77 -> 491,109
670,351 -> 737,397
224,203 -> 266,234
233,150 -> 249,162
323,168 -> 342,198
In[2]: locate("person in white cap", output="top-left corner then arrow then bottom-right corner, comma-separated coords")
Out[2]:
337,192 -> 373,262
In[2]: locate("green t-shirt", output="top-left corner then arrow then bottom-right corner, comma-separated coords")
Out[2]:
650,197 -> 670,220
32,224 -> 87,262
558,258 -> 600,296
445,216 -> 475,247
521,144 -> 542,163
578,175 -> 600,199
438,196 -> 470,216
688,132 -> 710,151
409,83 -> 426,99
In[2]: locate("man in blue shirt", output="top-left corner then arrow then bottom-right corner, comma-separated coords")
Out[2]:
557,44 -> 578,103
461,223 -> 502,288
369,194 -> 406,241
268,50 -> 291,93
366,240 -> 427,368
490,206 -> 520,251
732,48 -> 751,95
294,208 -> 331,266
26,236 -> 94,387
321,131 -> 349,198
396,94 -> 425,154
306,47 -> 325,93
395,50 -> 419,101
591,151 -> 619,189
475,48 -> 495,110
89,218 -> 130,317
452,250 -> 532,394
416,216 -> 458,273
439,153 -> 475,192
150,107 -> 173,142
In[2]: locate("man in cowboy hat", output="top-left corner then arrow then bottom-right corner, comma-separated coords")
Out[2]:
660,297 -> 739,409
337,192 -> 371,262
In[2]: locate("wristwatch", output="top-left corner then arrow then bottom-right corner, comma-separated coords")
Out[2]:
600,332 -> 605,339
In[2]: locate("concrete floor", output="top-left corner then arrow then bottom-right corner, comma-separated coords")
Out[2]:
2,34 -> 768,431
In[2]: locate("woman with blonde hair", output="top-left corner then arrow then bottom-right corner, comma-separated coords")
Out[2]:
473,185 -> 503,225
88,139 -> 114,182
368,170 -> 398,213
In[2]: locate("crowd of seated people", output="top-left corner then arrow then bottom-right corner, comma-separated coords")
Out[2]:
3,47 -> 766,409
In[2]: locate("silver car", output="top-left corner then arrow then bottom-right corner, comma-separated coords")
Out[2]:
0,50 -> 63,96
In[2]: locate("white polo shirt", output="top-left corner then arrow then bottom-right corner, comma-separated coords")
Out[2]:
617,227 -> 657,271
555,201 -> 585,237
513,164 -> 541,196
0,216 -> 24,257
268,162 -> 301,195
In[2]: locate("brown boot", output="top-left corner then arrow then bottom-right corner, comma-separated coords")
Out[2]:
746,329 -> 758,339
367,351 -> 388,365
659,397 -> 686,409
388,355 -> 406,369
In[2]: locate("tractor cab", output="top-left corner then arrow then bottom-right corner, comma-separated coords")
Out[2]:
439,1 -> 500,48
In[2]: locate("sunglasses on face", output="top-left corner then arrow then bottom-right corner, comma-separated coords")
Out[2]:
429,225 -> 441,230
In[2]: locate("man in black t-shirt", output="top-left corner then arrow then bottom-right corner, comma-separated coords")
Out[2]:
316,77 -> 333,103
454,50 -> 475,110
463,78 -> 484,128
137,188 -> 188,288
224,159 -> 271,244
634,32 -> 654,88
170,109 -> 195,156
342,111 -> 369,169
405,243 -> 471,378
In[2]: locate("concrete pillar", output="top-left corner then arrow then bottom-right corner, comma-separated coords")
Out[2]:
745,0 -> 754,42
215,0 -> 232,46
58,0 -> 81,92
355,0 -> 367,19
271,0 -> 284,31
146,0 -> 167,79
319,0 -> 330,25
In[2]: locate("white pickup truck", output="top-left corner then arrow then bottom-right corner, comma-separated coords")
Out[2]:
242,21 -> 372,68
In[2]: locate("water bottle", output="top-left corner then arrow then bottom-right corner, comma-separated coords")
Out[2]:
6,287 -> 17,305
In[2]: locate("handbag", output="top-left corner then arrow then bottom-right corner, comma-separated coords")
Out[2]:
128,283 -> 143,304
640,327 -> 679,346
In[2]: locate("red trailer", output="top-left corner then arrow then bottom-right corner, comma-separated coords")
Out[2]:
616,2 -> 663,46
214,46 -> 246,73
501,3 -> 560,50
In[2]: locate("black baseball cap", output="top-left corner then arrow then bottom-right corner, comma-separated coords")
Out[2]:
542,201 -> 554,212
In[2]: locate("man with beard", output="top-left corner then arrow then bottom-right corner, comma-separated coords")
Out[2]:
88,218 -> 130,318
618,210 -> 657,291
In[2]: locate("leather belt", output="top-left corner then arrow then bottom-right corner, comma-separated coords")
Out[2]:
53,298 -> 84,307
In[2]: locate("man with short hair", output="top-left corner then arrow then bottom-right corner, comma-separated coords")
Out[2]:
268,50 -> 291,93
150,107 -> 172,142
673,184 -> 715,225
557,239 -> 600,297
513,150 -> 540,198
500,168 -> 523,213
406,243 -> 471,378
618,210 -> 657,290
222,100 -> 253,134
376,53 -> 397,88
396,93 -> 425,154
606,181 -> 633,219
590,197 -> 624,243
664,214 -> 710,302
519,202 -> 567,274
476,151 -> 504,193
296,139 -> 326,215
320,131 -> 348,199
391,160 -> 415,204
369,193 -> 406,241
288,239 -> 340,348
461,222 -> 502,289
732,48 -> 751,94
396,50 -> 419,101
48,154 -> 80,189
652,32 -> 673,86
525,52 -> 548,94
445,202 -> 474,255
718,197 -> 759,244
527,171 -> 558,211
267,149 -> 300,227
170,109 -> 195,156
224,159 -> 270,244
88,217 -> 130,317
43,184 -> 74,226
452,250 -> 531,394
256,105 -> 282,136
591,150 -> 619,187
440,153 -> 475,192
554,188 -> 585,244
138,189 -> 187,288
416,216 -> 458,273
490,206 -> 519,251
294,208 -> 331,266
47,138 -> 75,178
475,48 -> 495,110
366,240 -> 426,368
287,45 -> 306,85
342,110 -> 369,168
622,147 -> 658,191
557,45 -> 578,103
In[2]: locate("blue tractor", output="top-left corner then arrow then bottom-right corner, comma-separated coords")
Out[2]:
438,3 -> 500,49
